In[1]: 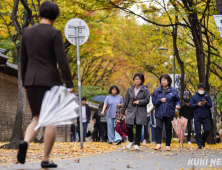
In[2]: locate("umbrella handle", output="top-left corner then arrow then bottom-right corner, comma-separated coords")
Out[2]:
176,108 -> 179,117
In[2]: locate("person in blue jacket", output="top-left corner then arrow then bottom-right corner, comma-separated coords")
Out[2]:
189,83 -> 212,149
152,74 -> 181,151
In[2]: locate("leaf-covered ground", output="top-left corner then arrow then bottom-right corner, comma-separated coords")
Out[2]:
0,142 -> 120,165
1,142 -> 222,170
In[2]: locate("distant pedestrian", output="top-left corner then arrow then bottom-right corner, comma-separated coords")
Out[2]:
142,95 -> 153,145
150,109 -> 156,143
101,86 -> 123,145
179,99 -> 194,144
190,83 -> 212,149
92,109 -> 100,142
152,74 -> 181,151
77,97 -> 91,142
70,120 -> 78,142
120,73 -> 150,150
217,117 -> 222,143
98,103 -> 108,142
114,109 -> 127,139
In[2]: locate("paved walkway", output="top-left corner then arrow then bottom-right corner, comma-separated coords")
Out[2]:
1,144 -> 222,170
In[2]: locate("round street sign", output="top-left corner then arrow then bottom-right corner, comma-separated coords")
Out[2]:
64,18 -> 89,45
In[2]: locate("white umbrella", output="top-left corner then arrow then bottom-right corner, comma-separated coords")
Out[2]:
34,86 -> 79,131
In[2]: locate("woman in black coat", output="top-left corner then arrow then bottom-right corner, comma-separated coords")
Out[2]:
120,73 -> 150,150
17,1 -> 74,168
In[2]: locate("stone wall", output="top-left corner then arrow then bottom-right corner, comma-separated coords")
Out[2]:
0,72 -> 97,142
0,72 -> 32,142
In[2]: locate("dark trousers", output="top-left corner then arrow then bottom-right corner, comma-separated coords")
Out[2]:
100,122 -> 108,142
194,118 -> 210,147
156,117 -> 173,146
144,117 -> 150,141
127,124 -> 142,145
93,124 -> 100,142
187,120 -> 192,142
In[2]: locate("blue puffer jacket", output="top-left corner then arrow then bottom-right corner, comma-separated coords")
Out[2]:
152,86 -> 181,119
189,92 -> 212,119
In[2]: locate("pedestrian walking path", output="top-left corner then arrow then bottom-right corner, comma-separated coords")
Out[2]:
1,143 -> 222,170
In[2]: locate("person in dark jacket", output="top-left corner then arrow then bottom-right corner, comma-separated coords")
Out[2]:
77,97 -> 91,142
152,74 -> 181,151
120,73 -> 150,150
179,99 -> 194,144
98,104 -> 108,142
189,83 -> 212,149
92,109 -> 100,142
17,1 -> 74,168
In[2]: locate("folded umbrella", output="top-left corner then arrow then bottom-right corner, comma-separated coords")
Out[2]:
34,86 -> 79,131
171,108 -> 188,148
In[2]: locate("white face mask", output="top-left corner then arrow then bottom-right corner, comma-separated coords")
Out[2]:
198,90 -> 205,95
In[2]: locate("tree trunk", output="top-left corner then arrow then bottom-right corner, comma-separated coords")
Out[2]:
181,0 -> 206,84
4,38 -> 26,149
216,0 -> 222,14
173,16 -> 185,104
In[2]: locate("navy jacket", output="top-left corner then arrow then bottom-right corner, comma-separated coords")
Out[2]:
189,92 -> 212,119
152,86 -> 181,119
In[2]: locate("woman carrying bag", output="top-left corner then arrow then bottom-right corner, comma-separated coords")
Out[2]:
120,73 -> 150,150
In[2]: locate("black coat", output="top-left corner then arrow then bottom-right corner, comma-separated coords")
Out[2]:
92,110 -> 100,125
21,24 -> 73,88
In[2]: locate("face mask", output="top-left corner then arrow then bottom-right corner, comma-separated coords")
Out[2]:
198,90 -> 204,95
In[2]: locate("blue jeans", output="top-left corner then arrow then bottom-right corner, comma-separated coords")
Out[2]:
107,116 -> 122,143
151,126 -> 156,142
141,117 -> 150,142
71,124 -> 78,142
194,118 -> 210,147
83,122 -> 88,141
78,122 -> 88,141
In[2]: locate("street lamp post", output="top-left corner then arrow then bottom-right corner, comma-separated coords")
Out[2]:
158,47 -> 175,88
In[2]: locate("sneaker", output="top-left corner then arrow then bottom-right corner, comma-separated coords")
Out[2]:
142,140 -> 146,145
188,141 -> 192,145
147,141 -> 151,143
152,141 -> 156,143
108,142 -> 113,144
165,146 -> 171,151
134,145 -> 139,150
126,142 -> 133,149
17,141 -> 28,164
154,144 -> 161,150
115,140 -> 122,145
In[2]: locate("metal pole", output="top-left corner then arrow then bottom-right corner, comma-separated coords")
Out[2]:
173,51 -> 175,88
76,26 -> 83,149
